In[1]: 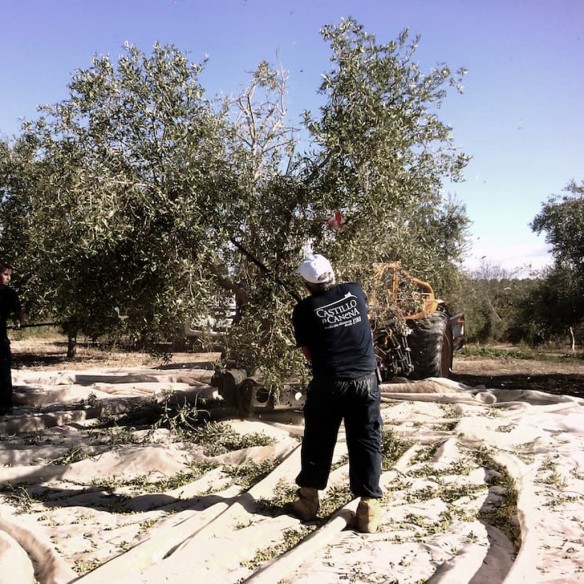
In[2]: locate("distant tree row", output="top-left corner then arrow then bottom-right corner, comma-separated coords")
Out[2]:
0,19 -> 470,383
459,180 -> 584,350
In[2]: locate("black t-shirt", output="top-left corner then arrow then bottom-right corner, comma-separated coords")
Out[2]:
292,282 -> 377,380
0,286 -> 22,339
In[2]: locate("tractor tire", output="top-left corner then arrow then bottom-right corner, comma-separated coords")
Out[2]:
406,311 -> 453,380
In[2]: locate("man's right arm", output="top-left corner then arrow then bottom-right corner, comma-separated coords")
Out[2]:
12,291 -> 24,328
13,309 -> 24,329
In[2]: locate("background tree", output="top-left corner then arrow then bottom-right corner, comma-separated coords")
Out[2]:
458,262 -> 542,345
531,180 -> 584,271
527,180 -> 584,346
506,268 -> 571,346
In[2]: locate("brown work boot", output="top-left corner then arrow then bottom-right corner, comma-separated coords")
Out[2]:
356,497 -> 382,533
289,487 -> 319,521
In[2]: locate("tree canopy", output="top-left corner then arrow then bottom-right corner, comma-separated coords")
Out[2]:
531,180 -> 584,271
528,180 -> 584,344
305,23 -> 469,288
0,19 -> 470,382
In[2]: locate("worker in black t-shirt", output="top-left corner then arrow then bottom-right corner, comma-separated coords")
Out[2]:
0,261 -> 24,415
290,253 -> 383,533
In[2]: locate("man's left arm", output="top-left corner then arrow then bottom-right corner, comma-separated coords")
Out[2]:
292,304 -> 312,363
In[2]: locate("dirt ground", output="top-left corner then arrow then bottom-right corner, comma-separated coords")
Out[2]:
10,336 -> 222,371
11,335 -> 584,398
451,353 -> 584,398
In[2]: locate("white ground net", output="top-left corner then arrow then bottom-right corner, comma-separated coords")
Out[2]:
0,365 -> 583,583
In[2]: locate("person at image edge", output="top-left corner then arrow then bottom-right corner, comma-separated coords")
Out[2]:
0,261 -> 25,416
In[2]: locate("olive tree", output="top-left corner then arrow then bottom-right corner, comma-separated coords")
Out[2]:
219,20 -> 472,374
302,19 -> 470,298
0,43 -> 234,353
0,46 -> 311,375
206,62 -> 311,377
0,20 -> 470,381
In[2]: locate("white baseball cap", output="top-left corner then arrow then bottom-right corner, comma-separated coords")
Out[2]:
297,254 -> 335,284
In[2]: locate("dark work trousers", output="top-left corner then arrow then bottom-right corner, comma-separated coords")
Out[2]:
296,372 -> 383,499
0,338 -> 12,410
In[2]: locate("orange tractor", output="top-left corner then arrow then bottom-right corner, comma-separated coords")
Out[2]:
212,260 -> 465,417
369,262 -> 464,381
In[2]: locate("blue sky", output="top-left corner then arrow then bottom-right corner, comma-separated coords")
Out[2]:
1,0 -> 582,275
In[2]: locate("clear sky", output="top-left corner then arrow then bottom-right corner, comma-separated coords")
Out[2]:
1,0 -> 582,275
